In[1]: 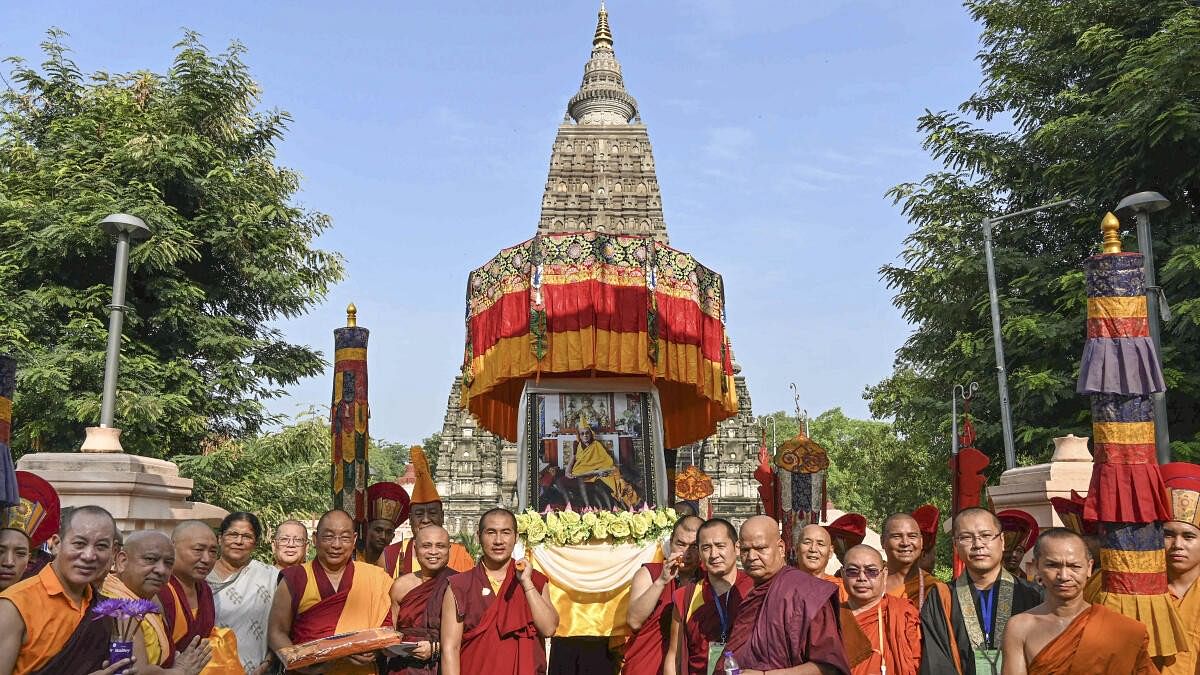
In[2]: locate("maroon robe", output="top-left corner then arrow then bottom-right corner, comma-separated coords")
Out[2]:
30,594 -> 113,675
671,571 -> 754,675
728,566 -> 851,674
280,560 -> 394,644
387,568 -> 454,675
156,575 -> 216,668
447,561 -> 549,675
623,562 -> 697,675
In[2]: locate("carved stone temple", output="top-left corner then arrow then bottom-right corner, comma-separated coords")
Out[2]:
433,6 -> 761,534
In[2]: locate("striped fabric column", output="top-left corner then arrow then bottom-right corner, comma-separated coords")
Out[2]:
332,305 -> 370,551
0,355 -> 17,508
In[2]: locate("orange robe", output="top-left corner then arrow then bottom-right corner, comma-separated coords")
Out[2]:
815,571 -> 850,603
844,595 -> 921,675
887,569 -> 948,614
0,565 -> 97,675
1026,604 -> 1158,674
102,574 -> 170,666
1160,581 -> 1200,675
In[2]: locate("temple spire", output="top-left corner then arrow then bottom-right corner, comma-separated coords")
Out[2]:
568,3 -> 638,125
594,2 -> 613,49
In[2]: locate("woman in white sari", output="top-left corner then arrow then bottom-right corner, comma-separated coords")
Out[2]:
209,511 -> 279,674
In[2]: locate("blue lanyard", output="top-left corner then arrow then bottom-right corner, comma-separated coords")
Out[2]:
979,585 -> 996,645
710,584 -> 731,643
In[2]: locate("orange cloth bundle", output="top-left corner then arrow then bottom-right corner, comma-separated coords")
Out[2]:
277,627 -> 403,671
201,627 -> 245,675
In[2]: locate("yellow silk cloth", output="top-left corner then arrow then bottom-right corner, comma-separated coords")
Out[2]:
464,329 -> 737,448
571,440 -> 618,493
1160,582 -> 1200,675
1092,589 -> 1187,659
530,541 -> 663,637
101,575 -> 168,666
296,562 -> 395,675
202,627 -> 244,675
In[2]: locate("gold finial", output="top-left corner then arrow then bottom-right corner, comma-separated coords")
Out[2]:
1101,212 -> 1122,253
346,303 -> 357,327
594,2 -> 613,48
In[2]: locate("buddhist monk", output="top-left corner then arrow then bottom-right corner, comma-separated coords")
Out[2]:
841,545 -> 921,675
724,515 -> 850,675
663,519 -> 754,675
920,507 -> 1043,675
0,529 -> 30,593
996,510 -> 1038,580
623,516 -> 703,675
104,530 -> 212,675
0,472 -> 60,592
882,513 -> 950,613
1001,528 -> 1156,674
157,521 -> 219,666
272,520 -> 310,570
387,525 -> 454,675
0,505 -> 132,675
440,508 -> 558,675
381,448 -> 474,577
363,482 -> 410,567
1160,462 -> 1200,675
268,509 -> 396,675
1047,492 -> 1101,603
796,524 -> 847,602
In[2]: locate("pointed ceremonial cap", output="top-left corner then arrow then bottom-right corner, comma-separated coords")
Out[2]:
409,446 -> 440,504
1161,462 -> 1200,529
366,481 -> 410,527
0,471 -> 60,547
826,512 -> 867,557
1050,489 -> 1099,536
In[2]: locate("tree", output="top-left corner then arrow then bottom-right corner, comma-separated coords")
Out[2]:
871,1 -> 1200,471
0,30 -> 344,458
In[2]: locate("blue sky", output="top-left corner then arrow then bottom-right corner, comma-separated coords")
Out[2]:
1,2 -> 984,444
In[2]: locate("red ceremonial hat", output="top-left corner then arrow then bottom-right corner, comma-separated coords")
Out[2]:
1161,463 -> 1200,529
826,513 -> 867,558
997,509 -> 1039,554
0,471 -> 60,547
910,504 -> 940,552
366,482 -> 411,527
1050,490 -> 1098,536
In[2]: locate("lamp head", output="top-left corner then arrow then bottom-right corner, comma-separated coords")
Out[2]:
99,214 -> 151,240
1115,191 -> 1170,215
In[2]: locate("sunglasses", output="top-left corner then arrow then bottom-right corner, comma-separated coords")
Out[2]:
843,566 -> 882,579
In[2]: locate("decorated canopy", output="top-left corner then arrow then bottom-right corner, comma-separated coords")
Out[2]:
460,231 -> 737,448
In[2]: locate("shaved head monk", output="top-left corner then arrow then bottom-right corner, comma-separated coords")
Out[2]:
725,515 -> 850,675
623,515 -> 703,675
796,524 -> 847,603
157,520 -> 219,668
440,508 -> 558,675
663,518 -> 754,675
0,505 -> 127,674
105,531 -> 212,673
882,513 -> 949,614
380,448 -> 474,578
1001,528 -> 1156,674
269,509 -> 395,674
387,525 -> 453,675
840,545 -> 920,675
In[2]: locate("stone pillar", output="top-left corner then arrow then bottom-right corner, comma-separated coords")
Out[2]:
988,434 -> 1094,528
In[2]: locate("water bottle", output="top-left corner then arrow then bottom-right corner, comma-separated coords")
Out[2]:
723,650 -> 741,675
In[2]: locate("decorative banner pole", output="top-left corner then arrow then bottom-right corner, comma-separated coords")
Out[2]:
1079,213 -> 1185,659
332,304 -> 370,552
0,355 -> 18,507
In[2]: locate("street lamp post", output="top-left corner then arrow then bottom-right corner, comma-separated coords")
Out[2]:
1115,191 -> 1172,463
983,198 -> 1073,471
83,214 -> 150,453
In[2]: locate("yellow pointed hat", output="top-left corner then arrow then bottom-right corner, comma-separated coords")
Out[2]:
410,446 -> 440,504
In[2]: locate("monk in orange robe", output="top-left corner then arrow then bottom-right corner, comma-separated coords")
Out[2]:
882,513 -> 952,615
440,508 -> 558,675
623,516 -> 703,675
1001,528 -> 1157,674
386,525 -> 455,675
157,520 -> 220,669
841,545 -> 921,675
1160,462 -> 1200,675
269,509 -> 396,675
795,523 -> 848,603
380,448 -> 474,577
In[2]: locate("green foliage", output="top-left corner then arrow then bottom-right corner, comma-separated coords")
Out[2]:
0,30 -> 344,458
420,432 -> 443,474
871,1 -> 1200,472
453,531 -> 481,561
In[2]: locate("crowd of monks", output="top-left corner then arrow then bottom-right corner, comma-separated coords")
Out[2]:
0,455 -> 1197,675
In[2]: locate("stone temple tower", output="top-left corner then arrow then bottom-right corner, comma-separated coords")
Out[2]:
433,5 -> 761,534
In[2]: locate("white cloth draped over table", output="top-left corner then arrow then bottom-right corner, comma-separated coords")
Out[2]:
528,540 -> 664,637
208,559 -> 279,673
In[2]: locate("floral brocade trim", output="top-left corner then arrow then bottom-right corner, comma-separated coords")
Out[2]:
516,505 -> 678,547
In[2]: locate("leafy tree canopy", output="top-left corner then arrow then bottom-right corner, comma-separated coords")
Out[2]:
0,30 -> 343,457
870,0 -> 1200,472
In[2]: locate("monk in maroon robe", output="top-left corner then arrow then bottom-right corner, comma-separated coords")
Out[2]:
727,515 -> 851,675
623,516 -> 702,675
664,518 -> 755,675
440,508 -> 559,675
157,520 -> 218,668
387,525 -> 455,675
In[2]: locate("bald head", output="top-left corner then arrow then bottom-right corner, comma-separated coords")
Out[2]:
845,544 -> 884,566
882,513 -> 919,537
797,524 -> 832,574
412,524 -> 451,574
843,545 -> 887,607
171,520 -> 217,584
125,530 -> 171,555
673,515 -> 703,539
316,509 -> 354,535
116,531 -> 174,598
739,516 -> 785,583
172,520 -> 215,543
415,524 -> 450,545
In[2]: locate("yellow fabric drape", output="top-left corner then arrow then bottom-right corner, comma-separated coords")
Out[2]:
1160,582 -> 1200,675
570,440 -> 618,493
531,541 -> 663,637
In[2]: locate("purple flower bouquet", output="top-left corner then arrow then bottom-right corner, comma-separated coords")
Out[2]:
92,598 -> 161,668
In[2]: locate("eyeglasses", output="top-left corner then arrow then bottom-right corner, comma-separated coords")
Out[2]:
274,537 -> 307,547
843,566 -> 882,579
222,532 -> 256,543
955,531 -> 1002,546
319,534 -> 355,545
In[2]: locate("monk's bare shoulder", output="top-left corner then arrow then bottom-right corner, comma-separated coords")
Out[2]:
391,572 -> 423,601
